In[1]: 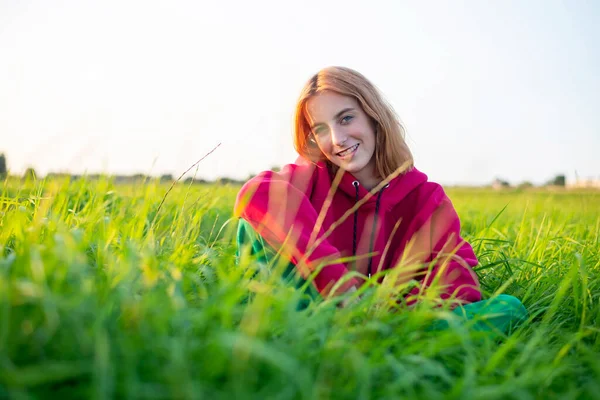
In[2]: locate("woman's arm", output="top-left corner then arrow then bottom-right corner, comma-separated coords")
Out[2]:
234,164 -> 359,297
393,185 -> 481,306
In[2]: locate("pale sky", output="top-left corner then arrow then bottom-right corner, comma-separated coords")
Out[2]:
1,0 -> 599,185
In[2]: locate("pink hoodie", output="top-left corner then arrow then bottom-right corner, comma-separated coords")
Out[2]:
234,158 -> 481,305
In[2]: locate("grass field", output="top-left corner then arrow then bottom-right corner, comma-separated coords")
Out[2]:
1,176 -> 599,399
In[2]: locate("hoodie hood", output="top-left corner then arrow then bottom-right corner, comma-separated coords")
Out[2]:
309,159 -> 429,212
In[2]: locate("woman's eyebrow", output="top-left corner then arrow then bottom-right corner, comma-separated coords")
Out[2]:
334,107 -> 355,120
310,107 -> 355,130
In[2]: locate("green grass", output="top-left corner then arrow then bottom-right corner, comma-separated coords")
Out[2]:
1,176 -> 599,399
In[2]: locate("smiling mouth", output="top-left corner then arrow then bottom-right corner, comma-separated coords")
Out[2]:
336,144 -> 359,157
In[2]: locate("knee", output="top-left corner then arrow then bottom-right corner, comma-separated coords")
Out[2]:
495,294 -> 528,319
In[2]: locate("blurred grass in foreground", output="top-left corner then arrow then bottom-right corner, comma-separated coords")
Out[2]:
0,176 -> 599,399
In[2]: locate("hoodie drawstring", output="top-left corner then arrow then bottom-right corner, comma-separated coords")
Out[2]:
351,181 -> 388,278
367,185 -> 387,278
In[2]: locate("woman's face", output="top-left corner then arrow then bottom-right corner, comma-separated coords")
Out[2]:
306,91 -> 377,185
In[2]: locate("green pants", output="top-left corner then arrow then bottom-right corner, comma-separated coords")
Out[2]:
236,219 -> 528,335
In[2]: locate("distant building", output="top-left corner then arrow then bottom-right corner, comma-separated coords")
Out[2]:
492,178 -> 510,190
567,177 -> 600,189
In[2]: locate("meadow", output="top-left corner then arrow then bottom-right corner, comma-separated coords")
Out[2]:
0,176 -> 599,399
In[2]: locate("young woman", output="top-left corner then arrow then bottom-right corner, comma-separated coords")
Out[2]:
234,66 -> 526,333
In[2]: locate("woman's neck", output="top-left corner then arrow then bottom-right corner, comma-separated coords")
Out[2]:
354,173 -> 382,191
328,161 -> 381,191
351,158 -> 381,191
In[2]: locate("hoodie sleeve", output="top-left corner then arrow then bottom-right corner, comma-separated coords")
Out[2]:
234,164 -> 359,296
397,184 -> 481,306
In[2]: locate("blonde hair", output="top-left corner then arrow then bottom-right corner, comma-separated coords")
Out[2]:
293,66 -> 413,179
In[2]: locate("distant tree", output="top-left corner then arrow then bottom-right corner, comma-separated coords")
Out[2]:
271,165 -> 281,172
0,153 -> 6,177
131,173 -> 147,181
543,174 -> 567,187
23,167 -> 37,180
492,178 -> 510,189
216,177 -> 233,185
552,174 -> 566,187
517,181 -> 534,190
216,177 -> 244,185
160,174 -> 174,182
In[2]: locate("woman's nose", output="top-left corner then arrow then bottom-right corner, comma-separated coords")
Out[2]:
330,127 -> 348,146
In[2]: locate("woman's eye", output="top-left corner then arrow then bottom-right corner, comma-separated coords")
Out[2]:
341,115 -> 353,124
314,126 -> 327,136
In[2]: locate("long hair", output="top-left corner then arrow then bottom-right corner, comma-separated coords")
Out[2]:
293,66 -> 413,179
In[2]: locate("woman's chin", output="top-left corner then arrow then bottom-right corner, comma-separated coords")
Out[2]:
327,156 -> 368,175
339,161 -> 366,174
